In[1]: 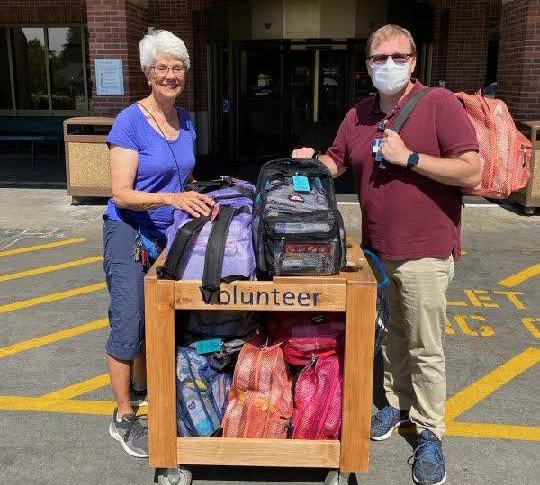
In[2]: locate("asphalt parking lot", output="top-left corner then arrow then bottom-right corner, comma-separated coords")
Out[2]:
0,188 -> 538,485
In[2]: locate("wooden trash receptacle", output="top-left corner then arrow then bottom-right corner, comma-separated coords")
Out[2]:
512,120 -> 540,214
63,117 -> 113,201
144,238 -> 377,482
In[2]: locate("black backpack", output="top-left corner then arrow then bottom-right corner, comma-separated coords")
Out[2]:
252,158 -> 346,277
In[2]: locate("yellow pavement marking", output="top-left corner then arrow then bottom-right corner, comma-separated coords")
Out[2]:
0,256 -> 103,283
0,318 -> 109,358
0,393 -> 536,441
498,263 -> 540,288
0,395 -> 116,415
445,347 -> 540,421
0,238 -> 85,258
522,318 -> 540,339
41,374 -> 110,400
446,421 -> 540,441
0,282 -> 107,314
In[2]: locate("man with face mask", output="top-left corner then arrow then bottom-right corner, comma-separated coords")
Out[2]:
292,24 -> 481,485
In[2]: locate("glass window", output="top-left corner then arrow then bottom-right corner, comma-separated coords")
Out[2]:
11,27 -> 49,110
48,27 -> 86,111
0,28 -> 13,109
240,49 -> 281,97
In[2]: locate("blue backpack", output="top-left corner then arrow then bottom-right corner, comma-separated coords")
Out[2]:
175,347 -> 232,437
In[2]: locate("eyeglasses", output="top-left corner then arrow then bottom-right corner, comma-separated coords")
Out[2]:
151,65 -> 186,77
368,53 -> 413,65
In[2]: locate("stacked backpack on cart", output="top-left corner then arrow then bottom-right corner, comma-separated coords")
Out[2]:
252,158 -> 346,277
269,313 -> 345,440
176,311 -> 260,436
158,177 -> 256,303
222,336 -> 293,438
220,313 -> 345,440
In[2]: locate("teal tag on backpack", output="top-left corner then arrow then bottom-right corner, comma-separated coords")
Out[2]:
195,339 -> 222,355
292,175 -> 311,192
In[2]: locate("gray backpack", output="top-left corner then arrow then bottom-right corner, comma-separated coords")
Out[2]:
253,158 -> 346,277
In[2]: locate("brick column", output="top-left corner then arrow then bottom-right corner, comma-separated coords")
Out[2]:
149,0 -> 196,112
443,0 -> 491,92
498,0 -> 540,121
86,0 -> 149,116
149,0 -> 211,152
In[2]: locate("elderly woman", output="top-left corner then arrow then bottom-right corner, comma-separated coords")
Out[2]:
104,30 -> 213,458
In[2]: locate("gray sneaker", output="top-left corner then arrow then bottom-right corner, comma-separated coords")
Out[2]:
109,408 -> 149,458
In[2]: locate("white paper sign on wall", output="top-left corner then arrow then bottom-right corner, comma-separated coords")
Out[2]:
95,59 -> 124,96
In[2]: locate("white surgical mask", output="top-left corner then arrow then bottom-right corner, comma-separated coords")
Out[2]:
370,58 -> 411,96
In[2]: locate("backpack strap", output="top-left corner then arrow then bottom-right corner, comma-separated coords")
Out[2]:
391,87 -> 432,133
157,216 -> 210,280
187,178 -> 255,198
200,205 -> 238,304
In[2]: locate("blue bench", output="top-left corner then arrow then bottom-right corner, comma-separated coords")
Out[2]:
0,116 -> 65,166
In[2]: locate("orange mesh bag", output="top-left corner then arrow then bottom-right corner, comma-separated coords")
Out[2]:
456,92 -> 532,199
222,339 -> 293,438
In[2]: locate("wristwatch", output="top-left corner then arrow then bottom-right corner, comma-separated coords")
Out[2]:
407,151 -> 419,168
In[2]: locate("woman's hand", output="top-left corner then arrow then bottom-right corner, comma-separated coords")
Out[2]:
166,191 -> 214,218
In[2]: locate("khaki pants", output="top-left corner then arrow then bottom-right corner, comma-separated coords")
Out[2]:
381,256 -> 454,440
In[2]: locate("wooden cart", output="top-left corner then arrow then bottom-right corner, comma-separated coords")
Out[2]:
144,239 -> 377,485
512,120 -> 540,214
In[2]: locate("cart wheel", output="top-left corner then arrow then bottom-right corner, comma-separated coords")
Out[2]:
155,466 -> 192,485
324,470 -> 350,485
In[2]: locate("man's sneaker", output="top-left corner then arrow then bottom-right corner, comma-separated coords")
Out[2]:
370,405 -> 410,441
410,430 -> 446,485
109,408 -> 149,458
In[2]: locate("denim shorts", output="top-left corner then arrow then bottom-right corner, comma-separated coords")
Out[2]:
103,217 -> 145,361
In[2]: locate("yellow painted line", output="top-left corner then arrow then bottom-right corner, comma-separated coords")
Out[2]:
0,256 -> 103,283
447,300 -> 467,307
0,238 -> 85,258
498,263 -> 540,288
0,282 -> 107,314
445,347 -> 540,421
0,395 -> 115,415
41,374 -> 110,400
446,421 -> 540,441
0,318 -> 109,358
395,422 -> 540,441
0,396 -> 147,416
522,318 -> 540,339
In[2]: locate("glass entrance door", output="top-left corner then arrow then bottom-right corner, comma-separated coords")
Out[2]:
286,46 -> 347,153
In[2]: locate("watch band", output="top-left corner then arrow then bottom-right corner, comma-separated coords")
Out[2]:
407,152 -> 419,168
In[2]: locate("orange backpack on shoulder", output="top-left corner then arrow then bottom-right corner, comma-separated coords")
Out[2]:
222,339 -> 293,438
456,91 -> 532,199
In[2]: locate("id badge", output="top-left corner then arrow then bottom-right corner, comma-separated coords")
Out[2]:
372,138 -> 386,168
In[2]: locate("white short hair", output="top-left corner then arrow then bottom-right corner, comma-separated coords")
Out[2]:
139,30 -> 190,72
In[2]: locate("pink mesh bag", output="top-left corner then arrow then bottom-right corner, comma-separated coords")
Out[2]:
456,91 -> 532,199
222,339 -> 293,438
267,313 -> 345,366
292,354 -> 343,440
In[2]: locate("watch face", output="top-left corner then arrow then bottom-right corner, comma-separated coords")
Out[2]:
408,152 -> 419,167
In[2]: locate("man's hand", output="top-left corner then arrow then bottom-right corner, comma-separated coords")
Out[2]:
381,129 -> 410,166
292,147 -> 316,159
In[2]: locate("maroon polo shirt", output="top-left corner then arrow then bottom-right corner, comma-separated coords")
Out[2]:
327,80 -> 478,261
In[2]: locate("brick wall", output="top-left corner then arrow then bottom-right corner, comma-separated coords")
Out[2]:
430,3 -> 449,86
149,0 -> 213,112
443,0 -> 491,92
497,0 -> 540,121
0,0 -> 85,24
86,0 -> 148,116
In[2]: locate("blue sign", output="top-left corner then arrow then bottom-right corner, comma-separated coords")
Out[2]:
95,59 -> 124,96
